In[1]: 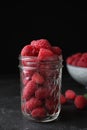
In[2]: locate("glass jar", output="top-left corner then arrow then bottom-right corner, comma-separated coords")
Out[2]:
18,55 -> 63,122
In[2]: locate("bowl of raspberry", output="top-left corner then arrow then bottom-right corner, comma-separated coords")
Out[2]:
66,52 -> 87,89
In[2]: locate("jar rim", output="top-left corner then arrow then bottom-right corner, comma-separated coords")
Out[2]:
18,54 -> 63,62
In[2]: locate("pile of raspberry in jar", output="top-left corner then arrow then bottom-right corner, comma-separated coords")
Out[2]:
19,39 -> 63,122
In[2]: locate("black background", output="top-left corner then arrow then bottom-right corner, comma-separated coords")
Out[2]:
0,3 -> 87,130
0,2 -> 87,76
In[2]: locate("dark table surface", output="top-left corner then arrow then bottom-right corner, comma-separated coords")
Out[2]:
0,73 -> 87,130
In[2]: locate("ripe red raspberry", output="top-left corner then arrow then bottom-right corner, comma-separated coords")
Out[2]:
32,72 -> 45,84
25,97 -> 42,112
35,87 -> 50,99
66,56 -> 74,65
21,70 -> 34,85
52,46 -> 62,55
74,95 -> 87,109
38,48 -> 55,61
45,98 -> 55,111
22,80 -> 37,100
60,94 -> 67,104
22,78 -> 29,86
71,54 -> 82,66
31,107 -> 46,119
65,89 -> 76,100
77,53 -> 87,67
21,45 -> 38,56
72,53 -> 82,58
45,97 -> 58,114
31,39 -> 51,51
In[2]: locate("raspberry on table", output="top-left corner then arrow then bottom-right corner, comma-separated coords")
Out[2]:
21,45 -> 38,56
25,97 -> 42,112
74,95 -> 87,109
60,94 -> 67,104
35,87 -> 50,99
65,89 -> 76,100
38,48 -> 55,61
32,72 -> 45,84
22,80 -> 37,100
31,107 -> 46,119
31,39 -> 51,51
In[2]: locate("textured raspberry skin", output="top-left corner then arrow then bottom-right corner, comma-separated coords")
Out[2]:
52,46 -> 62,55
65,89 -> 76,100
66,56 -> 74,65
45,98 -> 55,111
66,53 -> 82,65
22,80 -> 37,100
74,95 -> 87,109
21,70 -> 34,85
71,54 -> 82,66
32,72 -> 45,84
31,107 -> 46,119
77,53 -> 87,67
35,87 -> 50,99
38,48 -> 55,61
60,94 -> 67,104
31,39 -> 51,51
45,97 -> 58,114
25,97 -> 42,112
72,53 -> 82,58
66,52 -> 87,67
21,45 -> 38,56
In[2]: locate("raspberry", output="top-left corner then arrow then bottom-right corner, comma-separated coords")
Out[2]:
74,95 -> 87,109
65,89 -> 76,100
21,72 -> 29,86
35,87 -> 50,99
25,97 -> 42,112
22,78 -> 29,86
31,39 -> 51,51
21,45 -> 38,56
66,56 -> 74,65
32,72 -> 45,84
71,57 -> 81,66
38,48 -> 55,61
31,107 -> 46,119
66,53 -> 82,65
77,53 -> 87,67
72,53 -> 82,58
23,70 -> 34,78
45,98 -> 55,111
52,46 -> 62,55
71,54 -> 82,66
22,80 -> 37,100
45,97 -> 58,114
60,94 -> 67,104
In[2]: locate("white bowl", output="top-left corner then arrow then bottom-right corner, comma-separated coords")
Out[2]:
66,64 -> 87,87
